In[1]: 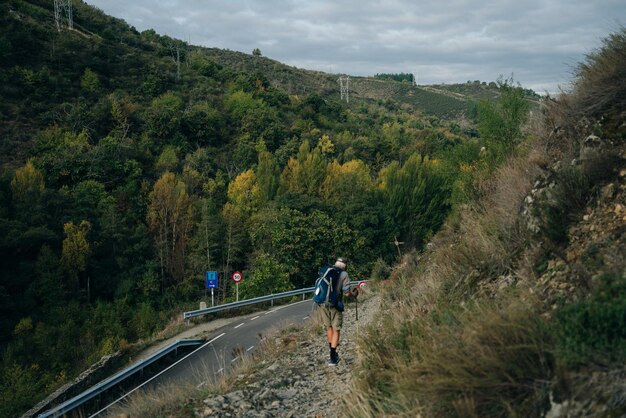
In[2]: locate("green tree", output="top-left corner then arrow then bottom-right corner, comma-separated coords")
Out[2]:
238,252 -> 292,299
255,141 -> 279,204
221,202 -> 250,299
32,245 -> 65,307
0,362 -> 42,418
146,91 -> 184,139
251,208 -> 364,288
225,90 -> 262,120
155,145 -> 179,173
80,68 -> 100,94
183,101 -> 223,146
379,154 -> 450,248
477,79 -> 530,162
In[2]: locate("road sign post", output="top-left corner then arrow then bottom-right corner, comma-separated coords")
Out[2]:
232,271 -> 242,301
206,271 -> 218,306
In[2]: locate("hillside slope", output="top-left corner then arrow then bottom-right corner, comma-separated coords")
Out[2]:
348,28 -> 626,417
200,47 -> 506,118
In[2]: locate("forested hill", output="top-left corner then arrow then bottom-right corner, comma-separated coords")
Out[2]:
0,0 -> 528,165
198,47 -> 532,117
0,1 -> 537,416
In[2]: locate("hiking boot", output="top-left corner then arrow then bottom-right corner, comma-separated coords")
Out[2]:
328,353 -> 339,366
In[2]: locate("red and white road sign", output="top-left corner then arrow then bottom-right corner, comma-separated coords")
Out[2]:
358,281 -> 367,289
232,271 -> 243,282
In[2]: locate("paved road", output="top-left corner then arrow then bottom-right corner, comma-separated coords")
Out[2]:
145,299 -> 318,389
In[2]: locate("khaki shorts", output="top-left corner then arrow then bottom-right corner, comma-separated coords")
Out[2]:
320,305 -> 343,330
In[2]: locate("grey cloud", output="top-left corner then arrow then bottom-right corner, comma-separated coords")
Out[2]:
85,0 -> 625,93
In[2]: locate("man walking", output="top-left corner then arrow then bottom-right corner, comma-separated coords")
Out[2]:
319,257 -> 357,366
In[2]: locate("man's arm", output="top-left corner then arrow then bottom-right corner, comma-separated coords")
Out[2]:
341,272 -> 352,296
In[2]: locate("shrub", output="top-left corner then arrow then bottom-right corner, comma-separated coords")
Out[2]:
477,79 -> 530,165
553,273 -> 626,368
369,257 -> 391,281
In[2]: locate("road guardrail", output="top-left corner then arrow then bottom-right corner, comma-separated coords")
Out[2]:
37,339 -> 204,418
183,281 -> 365,320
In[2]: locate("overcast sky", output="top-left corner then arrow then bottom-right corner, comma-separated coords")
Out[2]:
85,0 -> 624,94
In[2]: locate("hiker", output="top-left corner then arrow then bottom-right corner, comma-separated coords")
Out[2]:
317,257 -> 358,366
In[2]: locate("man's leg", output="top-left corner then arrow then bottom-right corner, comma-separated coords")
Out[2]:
330,328 -> 341,348
326,308 -> 343,365
328,327 -> 341,365
327,327 -> 341,348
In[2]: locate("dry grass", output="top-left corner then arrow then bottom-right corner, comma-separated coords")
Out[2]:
571,27 -> 626,123
106,320 -> 305,418
106,382 -> 193,418
413,135 -> 548,303
400,299 -> 552,418
348,293 -> 553,418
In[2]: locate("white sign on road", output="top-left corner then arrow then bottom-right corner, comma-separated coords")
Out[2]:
232,271 -> 242,282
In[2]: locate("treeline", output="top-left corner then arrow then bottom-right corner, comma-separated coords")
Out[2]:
374,72 -> 415,83
0,1 -> 514,416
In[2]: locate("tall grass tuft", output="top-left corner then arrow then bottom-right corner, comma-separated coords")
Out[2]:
405,299 -> 553,418
571,27 -> 626,124
350,296 -> 553,418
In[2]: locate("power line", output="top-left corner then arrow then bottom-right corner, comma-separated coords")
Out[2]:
53,0 -> 73,31
338,76 -> 350,103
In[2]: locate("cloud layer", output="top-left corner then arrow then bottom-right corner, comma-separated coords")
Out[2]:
86,0 -> 625,93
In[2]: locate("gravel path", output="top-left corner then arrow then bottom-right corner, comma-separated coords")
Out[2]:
195,294 -> 380,417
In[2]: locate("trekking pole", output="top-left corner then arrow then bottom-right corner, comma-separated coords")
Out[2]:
356,293 -> 359,338
353,288 -> 359,339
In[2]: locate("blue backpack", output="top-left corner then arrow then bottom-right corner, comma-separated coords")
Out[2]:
313,266 -> 344,311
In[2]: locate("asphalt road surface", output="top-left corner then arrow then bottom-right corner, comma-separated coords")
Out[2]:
145,299 -> 317,389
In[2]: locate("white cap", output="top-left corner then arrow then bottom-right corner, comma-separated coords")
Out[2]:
334,257 -> 347,270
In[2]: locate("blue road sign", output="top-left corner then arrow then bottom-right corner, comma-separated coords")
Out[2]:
205,271 -> 218,289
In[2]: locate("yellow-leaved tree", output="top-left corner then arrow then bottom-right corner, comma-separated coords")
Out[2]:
321,159 -> 372,202
147,172 -> 194,287
11,159 -> 45,217
227,169 -> 261,217
61,220 -> 91,293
